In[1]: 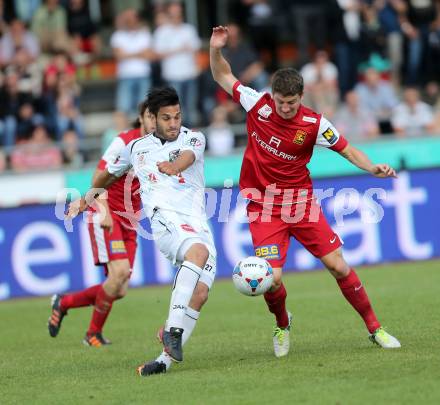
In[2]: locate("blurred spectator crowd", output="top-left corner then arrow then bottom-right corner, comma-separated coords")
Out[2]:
0,0 -> 440,173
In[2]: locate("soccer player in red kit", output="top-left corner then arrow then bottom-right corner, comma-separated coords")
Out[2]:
47,102 -> 155,346
210,26 -> 400,356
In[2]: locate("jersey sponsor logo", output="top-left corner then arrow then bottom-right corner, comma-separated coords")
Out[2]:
322,127 -> 338,145
148,173 -> 158,183
302,116 -> 317,123
255,244 -> 280,260
169,149 -> 181,162
269,136 -> 281,148
258,104 -> 272,118
181,223 -> 196,233
136,151 -> 149,166
110,240 -> 126,254
251,132 -> 296,161
293,129 -> 307,145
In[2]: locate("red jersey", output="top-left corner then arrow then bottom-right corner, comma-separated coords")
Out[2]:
232,81 -> 348,205
94,128 -> 142,226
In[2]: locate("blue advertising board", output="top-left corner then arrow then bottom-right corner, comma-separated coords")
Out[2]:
1,169 -> 439,300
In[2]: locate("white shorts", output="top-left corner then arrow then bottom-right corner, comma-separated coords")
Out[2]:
150,209 -> 217,289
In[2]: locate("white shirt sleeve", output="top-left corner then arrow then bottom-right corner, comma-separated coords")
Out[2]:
181,130 -> 206,161
101,136 -> 125,165
315,116 -> 344,148
106,139 -> 132,177
232,82 -> 265,112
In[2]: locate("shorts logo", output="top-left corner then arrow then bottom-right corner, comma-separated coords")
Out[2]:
293,130 -> 307,145
322,127 -> 337,145
255,244 -> 280,260
181,224 -> 196,233
110,240 -> 126,254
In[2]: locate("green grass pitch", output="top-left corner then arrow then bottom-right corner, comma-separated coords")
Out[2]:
1,260 -> 439,404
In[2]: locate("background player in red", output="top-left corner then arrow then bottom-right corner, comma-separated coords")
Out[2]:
47,101 -> 155,347
210,26 -> 401,356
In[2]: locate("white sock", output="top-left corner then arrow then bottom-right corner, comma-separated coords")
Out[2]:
156,351 -> 172,370
157,307 -> 200,370
166,261 -> 201,330
182,306 -> 200,346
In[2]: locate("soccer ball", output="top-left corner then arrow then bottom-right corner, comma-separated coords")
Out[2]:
232,256 -> 273,296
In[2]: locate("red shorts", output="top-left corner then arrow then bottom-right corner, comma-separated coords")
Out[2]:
88,211 -> 138,269
247,198 -> 342,268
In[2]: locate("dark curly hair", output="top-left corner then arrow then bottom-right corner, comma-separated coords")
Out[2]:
272,68 -> 304,97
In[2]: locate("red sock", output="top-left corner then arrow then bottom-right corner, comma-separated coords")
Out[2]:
87,286 -> 116,335
336,269 -> 381,333
264,283 -> 289,328
60,285 -> 101,312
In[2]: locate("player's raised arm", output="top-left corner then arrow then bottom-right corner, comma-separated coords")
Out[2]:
210,26 -> 239,95
157,150 -> 195,176
339,144 -> 397,178
67,138 -> 133,219
66,169 -> 120,219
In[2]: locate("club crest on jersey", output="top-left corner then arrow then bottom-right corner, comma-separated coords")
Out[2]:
293,130 -> 307,145
258,104 -> 272,118
323,127 -> 337,145
188,137 -> 202,147
169,149 -> 180,162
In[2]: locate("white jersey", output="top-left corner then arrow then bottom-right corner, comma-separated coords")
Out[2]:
107,126 -> 206,219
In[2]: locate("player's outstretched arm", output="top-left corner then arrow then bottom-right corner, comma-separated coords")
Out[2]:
92,168 -> 114,233
210,26 -> 239,95
339,144 -> 397,178
66,169 -> 119,219
157,150 -> 195,176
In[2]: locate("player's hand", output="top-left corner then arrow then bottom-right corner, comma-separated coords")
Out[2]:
370,164 -> 397,178
66,197 -> 88,219
157,161 -> 179,176
100,211 -> 114,234
210,26 -> 228,49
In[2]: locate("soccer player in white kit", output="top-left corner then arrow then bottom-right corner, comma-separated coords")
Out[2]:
67,87 -> 216,376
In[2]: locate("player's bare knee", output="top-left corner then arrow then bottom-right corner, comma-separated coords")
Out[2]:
108,260 -> 131,287
271,279 -> 283,291
269,267 -> 283,291
116,284 -> 128,299
323,252 -> 349,278
185,243 -> 209,268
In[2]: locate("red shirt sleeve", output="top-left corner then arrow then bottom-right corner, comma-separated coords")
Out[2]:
232,80 -> 241,103
330,135 -> 348,152
97,159 -> 107,170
